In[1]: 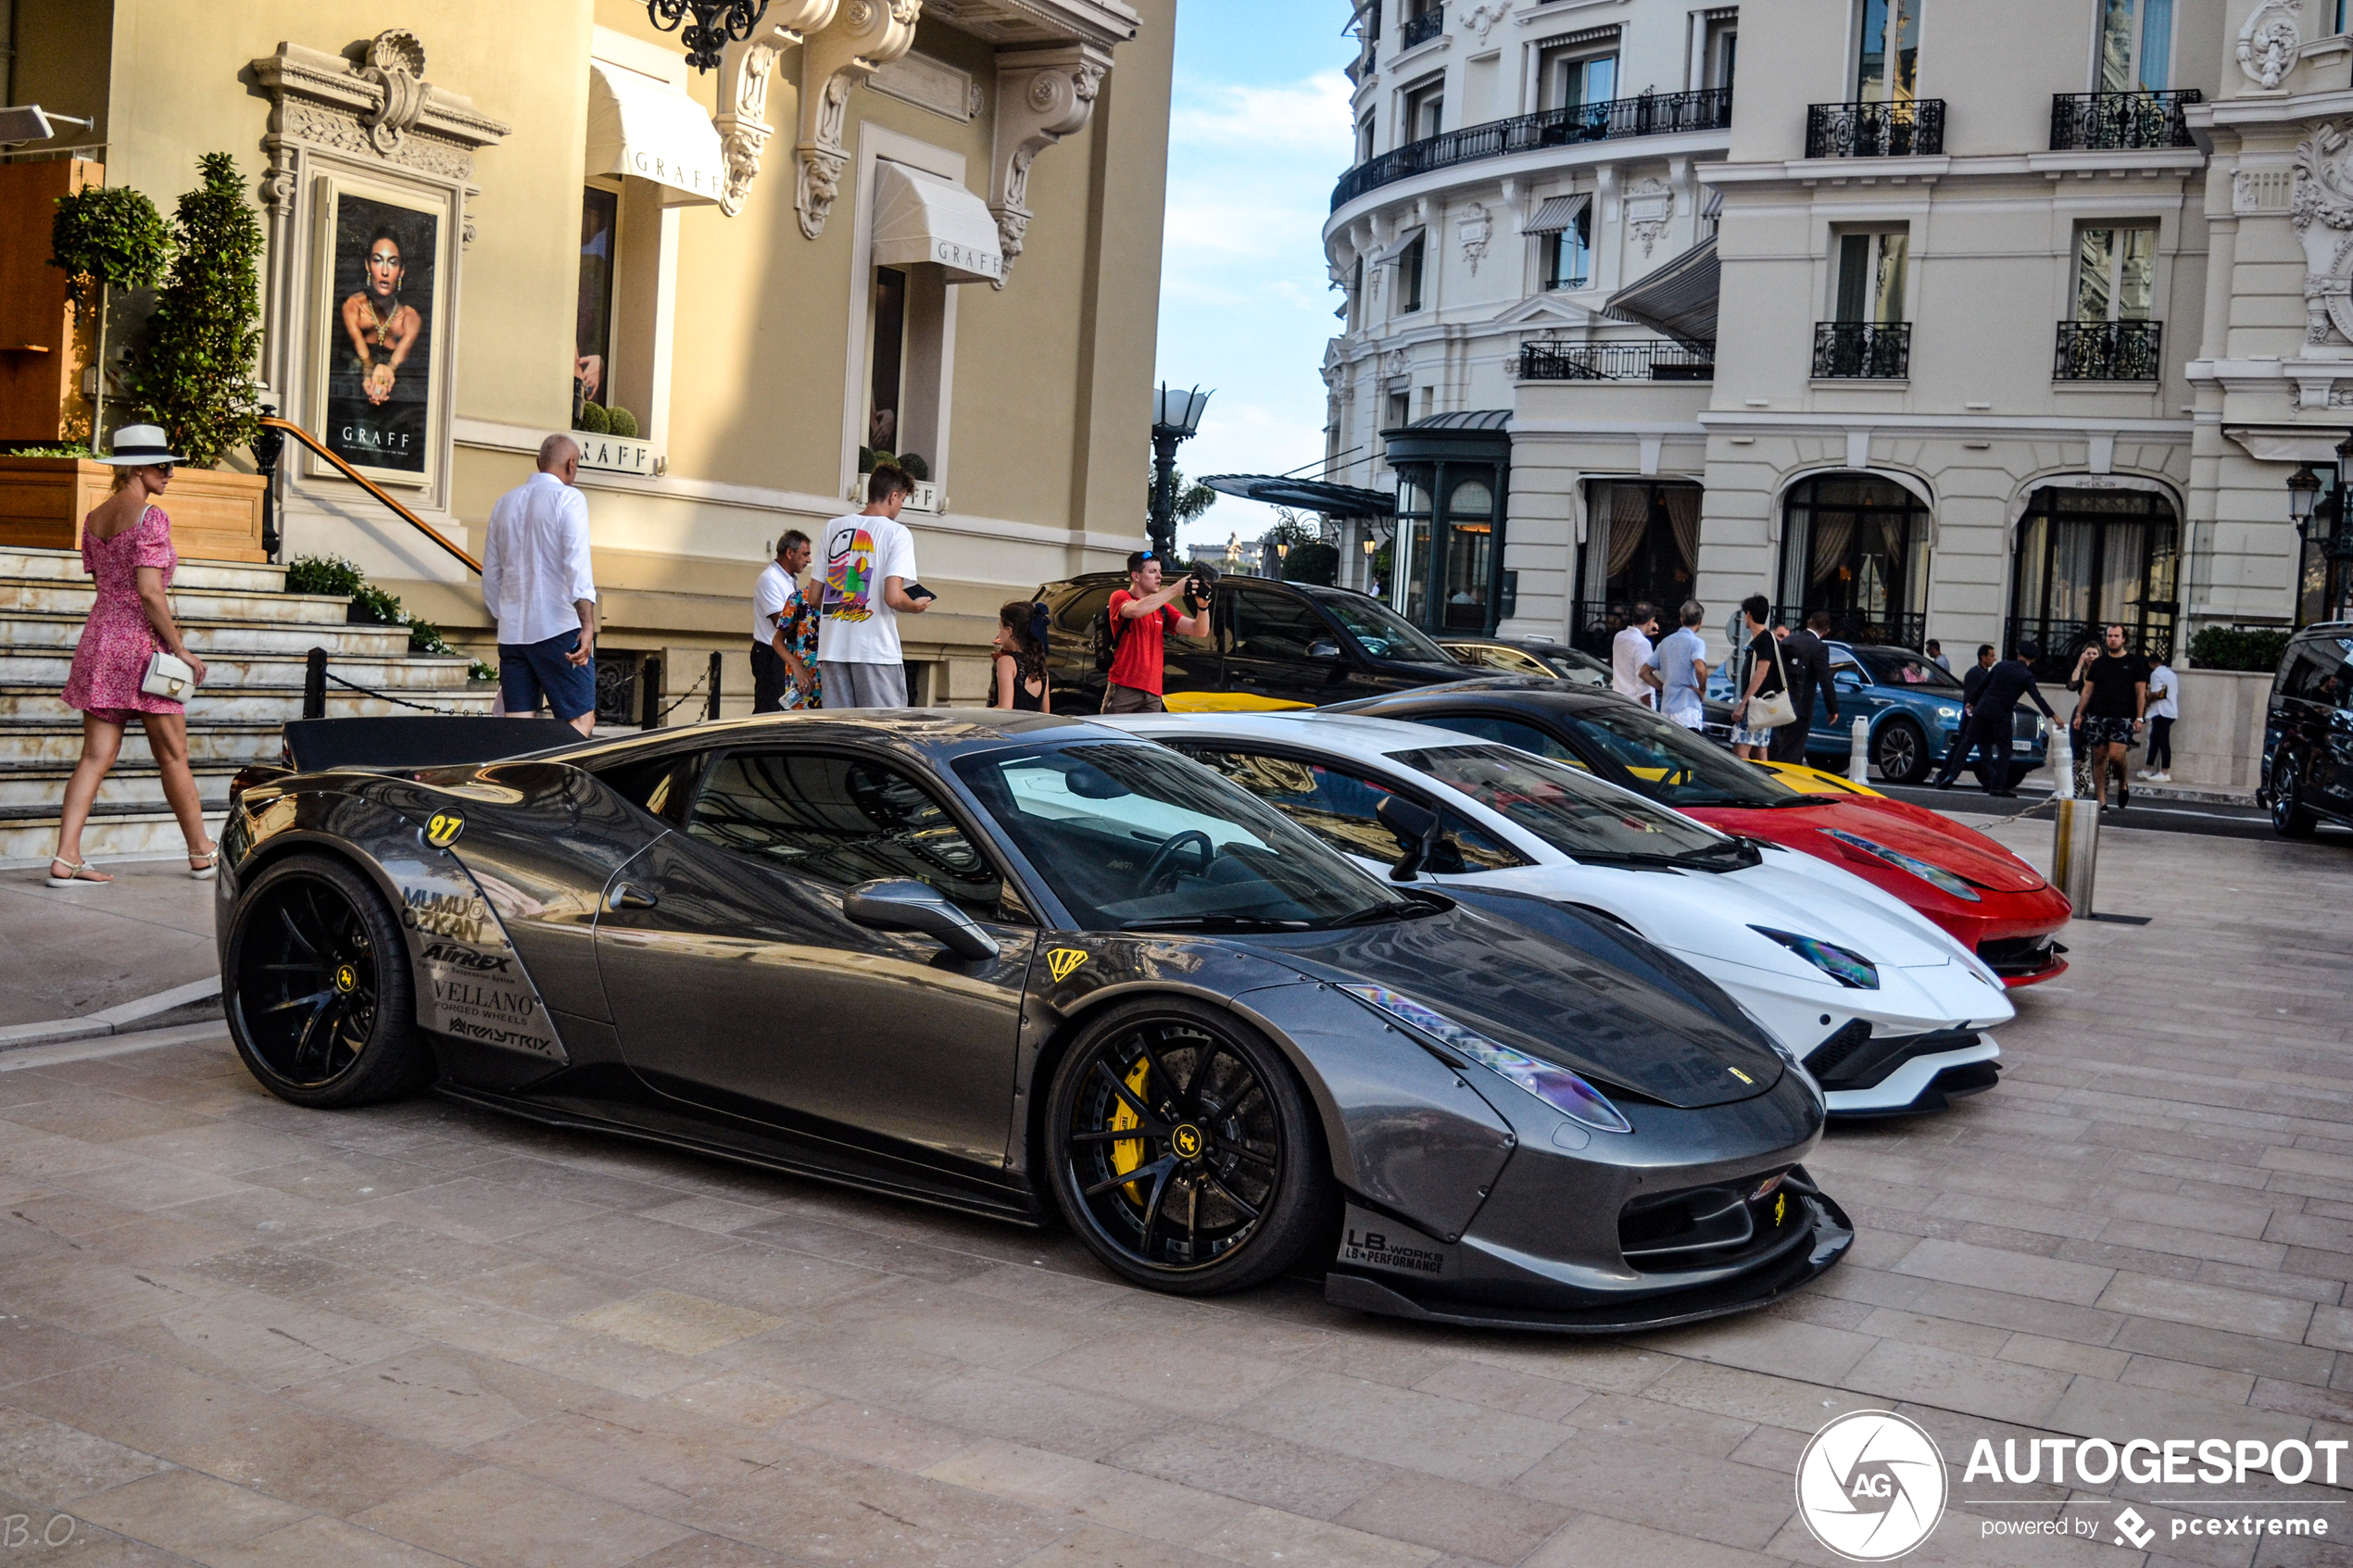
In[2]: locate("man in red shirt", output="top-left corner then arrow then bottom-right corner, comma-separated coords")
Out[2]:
1103,550 -> 1212,713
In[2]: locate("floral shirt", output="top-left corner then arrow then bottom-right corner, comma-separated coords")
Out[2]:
778,582 -> 822,709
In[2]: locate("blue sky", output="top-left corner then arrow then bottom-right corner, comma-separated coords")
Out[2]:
1155,0 -> 1353,549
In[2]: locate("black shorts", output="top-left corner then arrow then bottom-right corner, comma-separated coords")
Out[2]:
2079,715 -> 2137,748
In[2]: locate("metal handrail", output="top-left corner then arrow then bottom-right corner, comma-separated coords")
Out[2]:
256,414 -> 481,574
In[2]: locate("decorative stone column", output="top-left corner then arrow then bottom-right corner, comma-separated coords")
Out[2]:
796,0 -> 923,239
711,0 -> 843,219
988,44 -> 1114,286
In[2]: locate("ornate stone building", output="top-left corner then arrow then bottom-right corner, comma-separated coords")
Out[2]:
6,0 -> 1166,711
1323,0 -> 2347,699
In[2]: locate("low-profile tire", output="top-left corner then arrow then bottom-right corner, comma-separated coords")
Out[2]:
1045,997 -> 1333,1296
2271,753 -> 2321,839
224,852 -> 434,1108
1872,719 -> 1930,784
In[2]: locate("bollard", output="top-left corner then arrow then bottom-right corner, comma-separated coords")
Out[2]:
638,655 -> 662,731
2048,724 -> 2075,800
1847,717 -> 1871,784
2052,796 -> 2098,918
303,646 -> 328,720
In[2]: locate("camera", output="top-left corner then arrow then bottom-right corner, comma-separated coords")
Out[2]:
1184,560 -> 1218,610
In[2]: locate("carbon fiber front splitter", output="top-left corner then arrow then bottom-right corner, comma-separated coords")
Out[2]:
1324,1192 -> 1854,1334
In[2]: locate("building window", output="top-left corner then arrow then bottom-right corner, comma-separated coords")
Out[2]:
1350,256 -> 1365,330
2074,224 -> 2155,323
1399,233 -> 1426,312
1573,482 -> 1703,655
1706,21 -> 1739,93
1780,474 -> 1931,647
869,266 -> 907,457
1543,205 -> 1592,291
1403,81 -> 1445,141
575,185 -> 619,414
1541,50 -> 1618,112
1356,114 -> 1377,163
2009,487 -> 2179,672
862,247 -> 948,480
1835,229 -> 1908,323
2099,0 -> 2173,90
1856,0 -> 1925,102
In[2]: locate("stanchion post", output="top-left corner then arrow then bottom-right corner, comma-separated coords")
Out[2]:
303,647 -> 328,720
2052,797 -> 2099,918
707,651 -> 723,722
2049,724 -> 2075,800
1847,717 -> 1871,784
639,655 -> 662,730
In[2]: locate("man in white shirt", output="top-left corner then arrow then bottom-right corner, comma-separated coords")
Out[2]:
1641,599 -> 1712,730
1611,604 -> 1659,708
482,434 -> 598,735
816,463 -> 934,707
751,530 -> 812,713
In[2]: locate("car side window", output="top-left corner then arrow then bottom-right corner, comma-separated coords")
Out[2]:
1177,747 -> 1526,872
2285,639 -> 2353,710
1230,589 -> 1335,662
1407,713 -> 1590,767
593,750 -> 709,826
1057,584 -> 1114,635
686,750 -> 1005,918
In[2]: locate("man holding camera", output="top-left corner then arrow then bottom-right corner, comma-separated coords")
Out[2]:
1103,549 -> 1212,713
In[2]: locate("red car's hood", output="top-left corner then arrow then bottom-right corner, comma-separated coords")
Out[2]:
1796,797 -> 2047,893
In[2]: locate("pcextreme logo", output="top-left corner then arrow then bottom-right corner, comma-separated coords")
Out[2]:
1045,948 -> 1088,983
1795,1410 -> 1949,1562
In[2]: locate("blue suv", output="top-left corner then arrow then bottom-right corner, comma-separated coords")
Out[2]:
1710,642 -> 2051,784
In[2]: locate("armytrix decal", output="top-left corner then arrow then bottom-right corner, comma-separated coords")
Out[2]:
1340,1226 -> 1446,1276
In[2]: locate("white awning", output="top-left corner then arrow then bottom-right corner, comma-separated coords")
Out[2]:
585,60 -> 724,207
1523,193 -> 1590,235
1370,225 -> 1427,267
872,160 -> 1004,285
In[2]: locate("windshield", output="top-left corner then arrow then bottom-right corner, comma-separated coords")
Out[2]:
1538,646 -> 1609,684
1393,744 -> 1745,863
953,741 -> 1416,931
1562,702 -> 1813,809
1856,648 -> 1962,691
1319,595 -> 1458,666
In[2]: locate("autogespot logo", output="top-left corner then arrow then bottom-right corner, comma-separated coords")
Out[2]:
1796,1411 -> 1949,1562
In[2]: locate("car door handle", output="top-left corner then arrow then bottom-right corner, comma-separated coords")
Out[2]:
607,884 -> 657,911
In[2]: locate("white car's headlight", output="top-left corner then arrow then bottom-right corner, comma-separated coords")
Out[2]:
1817,826 -> 1982,904
1345,985 -> 1632,1133
1751,926 -> 1881,989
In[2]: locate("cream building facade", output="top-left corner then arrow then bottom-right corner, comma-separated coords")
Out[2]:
11,0 -> 1169,713
1324,0 -> 2353,723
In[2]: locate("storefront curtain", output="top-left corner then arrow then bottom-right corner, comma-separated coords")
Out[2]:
1809,512 -> 1856,583
1607,486 -> 1650,578
1661,487 -> 1702,572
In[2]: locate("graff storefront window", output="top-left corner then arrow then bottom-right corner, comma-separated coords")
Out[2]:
576,186 -> 618,411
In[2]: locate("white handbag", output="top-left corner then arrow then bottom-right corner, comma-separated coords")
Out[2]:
140,650 -> 196,700
1747,633 -> 1798,729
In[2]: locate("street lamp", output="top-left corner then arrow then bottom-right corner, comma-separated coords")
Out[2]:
2286,434 -> 2353,627
1148,383 -> 1211,562
646,0 -> 769,71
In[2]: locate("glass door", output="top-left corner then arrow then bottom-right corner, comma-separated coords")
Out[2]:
1442,477 -> 1494,633
1856,0 -> 1925,101
2098,0 -> 2172,92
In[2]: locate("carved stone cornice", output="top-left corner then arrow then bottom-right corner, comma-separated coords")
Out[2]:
797,0 -> 924,239
250,32 -> 510,213
988,43 -> 1113,286
711,0 -> 843,219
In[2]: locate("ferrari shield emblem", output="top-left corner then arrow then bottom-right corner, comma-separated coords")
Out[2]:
1728,1066 -> 1753,1085
423,810 -> 465,849
1046,947 -> 1088,983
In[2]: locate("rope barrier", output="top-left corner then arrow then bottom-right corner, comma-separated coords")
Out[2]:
652,673 -> 710,721
322,671 -> 461,716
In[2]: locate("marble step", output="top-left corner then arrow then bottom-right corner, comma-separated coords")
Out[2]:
0,684 -> 497,722
0,547 -> 285,594
0,758 -> 244,810
0,578 -> 359,625
0,721 -> 289,764
0,805 -> 230,868
0,644 -> 479,692
0,610 -> 417,659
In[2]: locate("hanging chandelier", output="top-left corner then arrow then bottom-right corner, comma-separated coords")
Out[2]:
646,0 -> 770,72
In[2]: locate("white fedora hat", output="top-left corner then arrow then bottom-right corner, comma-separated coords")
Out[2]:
96,425 -> 185,466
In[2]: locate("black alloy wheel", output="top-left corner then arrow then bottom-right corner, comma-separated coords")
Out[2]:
2271,753 -> 2320,839
1046,997 -> 1330,1295
1872,719 -> 1930,784
226,853 -> 431,1107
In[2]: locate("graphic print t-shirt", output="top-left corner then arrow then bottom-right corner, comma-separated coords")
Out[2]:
817,511 -> 917,665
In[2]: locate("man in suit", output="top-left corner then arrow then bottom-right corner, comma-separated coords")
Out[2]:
1961,641 -> 2058,797
1768,611 -> 1841,765
1931,644 -> 1999,788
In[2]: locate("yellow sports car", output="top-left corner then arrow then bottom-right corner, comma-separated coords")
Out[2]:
1753,759 -> 1884,797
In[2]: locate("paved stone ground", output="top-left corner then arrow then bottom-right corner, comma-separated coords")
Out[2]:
0,821 -> 2347,1567
0,863 -> 219,1028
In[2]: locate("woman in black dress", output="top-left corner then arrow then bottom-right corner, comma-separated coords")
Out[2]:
989,600 -> 1051,712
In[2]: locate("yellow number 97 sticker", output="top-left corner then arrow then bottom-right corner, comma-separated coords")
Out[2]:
423,810 -> 465,849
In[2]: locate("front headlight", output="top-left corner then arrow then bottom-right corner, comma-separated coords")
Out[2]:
1936,705 -> 1960,721
1751,927 -> 1880,989
1344,985 -> 1632,1133
1817,826 -> 1982,904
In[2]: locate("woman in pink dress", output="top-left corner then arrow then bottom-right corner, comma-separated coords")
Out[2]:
48,426 -> 214,886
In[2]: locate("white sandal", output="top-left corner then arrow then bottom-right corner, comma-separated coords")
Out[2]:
46,858 -> 112,888
188,848 -> 219,882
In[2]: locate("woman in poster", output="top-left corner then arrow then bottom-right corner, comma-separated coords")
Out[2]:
325,200 -> 434,475
342,226 -> 420,407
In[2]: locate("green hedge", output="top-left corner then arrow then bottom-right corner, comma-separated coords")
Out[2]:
285,552 -> 483,670
1281,541 -> 1340,586
2187,625 -> 2293,673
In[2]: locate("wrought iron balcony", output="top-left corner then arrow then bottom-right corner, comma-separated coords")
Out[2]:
1400,4 -> 1444,48
1813,321 -> 1911,379
2049,89 -> 2201,151
2004,615 -> 2175,680
1518,341 -> 1716,382
2054,320 -> 2164,381
1333,88 -> 1734,209
1775,606 -> 1928,650
1805,99 -> 1945,158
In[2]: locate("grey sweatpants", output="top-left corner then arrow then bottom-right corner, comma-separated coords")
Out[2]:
817,660 -> 908,709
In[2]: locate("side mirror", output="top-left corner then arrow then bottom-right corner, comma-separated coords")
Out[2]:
1375,794 -> 1441,882
1833,671 -> 1864,689
1306,639 -> 1343,661
843,878 -> 1000,960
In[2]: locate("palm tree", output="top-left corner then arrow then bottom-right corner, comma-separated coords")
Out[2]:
1149,466 -> 1218,529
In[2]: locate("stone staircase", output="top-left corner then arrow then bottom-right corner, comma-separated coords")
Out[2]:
0,546 -> 492,865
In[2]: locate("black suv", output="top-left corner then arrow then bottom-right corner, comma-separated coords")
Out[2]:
1033,572 -> 1470,710
2261,621 -> 2353,838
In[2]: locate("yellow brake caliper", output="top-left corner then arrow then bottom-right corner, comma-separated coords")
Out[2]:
1109,1056 -> 1151,1200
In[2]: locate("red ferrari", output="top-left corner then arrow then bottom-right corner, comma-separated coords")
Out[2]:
1333,678 -> 2071,986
